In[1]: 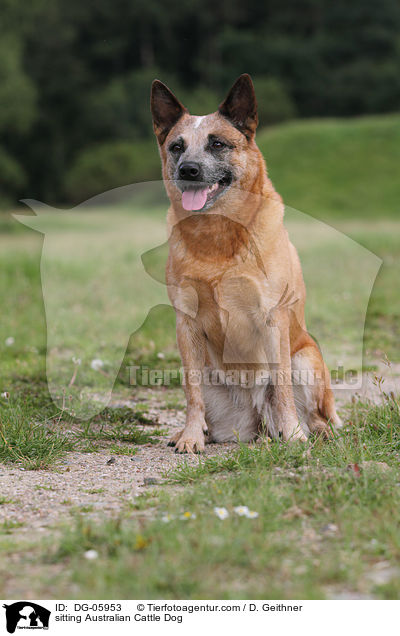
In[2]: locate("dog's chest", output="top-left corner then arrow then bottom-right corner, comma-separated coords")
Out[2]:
187,265 -> 272,365
167,223 -> 276,362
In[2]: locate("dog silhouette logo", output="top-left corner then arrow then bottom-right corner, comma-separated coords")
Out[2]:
14,183 -> 381,419
2,602 -> 50,633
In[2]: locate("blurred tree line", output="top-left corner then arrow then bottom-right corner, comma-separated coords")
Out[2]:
1,0 -> 399,204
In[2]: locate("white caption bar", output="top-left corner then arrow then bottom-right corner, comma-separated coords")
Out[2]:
1,599 -> 397,635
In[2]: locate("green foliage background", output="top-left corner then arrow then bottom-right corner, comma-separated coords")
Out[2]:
1,0 -> 400,205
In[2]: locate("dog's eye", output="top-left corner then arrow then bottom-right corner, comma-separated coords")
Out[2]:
170,143 -> 183,153
211,140 -> 225,150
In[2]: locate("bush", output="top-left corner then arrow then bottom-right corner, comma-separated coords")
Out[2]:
0,145 -> 26,204
179,86 -> 221,115
253,77 -> 296,127
83,68 -> 167,141
324,60 -> 400,116
0,35 -> 37,134
64,140 -> 161,203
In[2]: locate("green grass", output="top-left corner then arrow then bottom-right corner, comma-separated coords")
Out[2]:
0,393 -> 165,468
0,396 -> 74,469
166,396 -> 400,486
78,427 -> 165,446
259,113 -> 400,221
0,520 -> 25,534
0,497 -> 15,505
21,395 -> 400,599
78,407 -> 167,446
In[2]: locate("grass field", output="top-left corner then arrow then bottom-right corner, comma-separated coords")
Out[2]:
259,113 -> 400,222
0,113 -> 400,599
33,400 -> 400,599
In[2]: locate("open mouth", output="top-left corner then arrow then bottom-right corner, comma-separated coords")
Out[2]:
180,176 -> 232,211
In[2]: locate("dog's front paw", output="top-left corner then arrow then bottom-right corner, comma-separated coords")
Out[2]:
168,428 -> 206,454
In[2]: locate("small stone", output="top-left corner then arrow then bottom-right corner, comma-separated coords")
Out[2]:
106,457 -> 116,465
366,561 -> 400,585
143,477 -> 159,486
320,523 -> 339,536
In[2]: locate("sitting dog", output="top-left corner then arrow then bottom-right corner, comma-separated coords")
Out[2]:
151,74 -> 341,453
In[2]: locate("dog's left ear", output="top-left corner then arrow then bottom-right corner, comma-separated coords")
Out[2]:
218,74 -> 258,139
151,80 -> 188,145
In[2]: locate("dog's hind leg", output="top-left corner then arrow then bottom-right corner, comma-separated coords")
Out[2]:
291,344 -> 342,437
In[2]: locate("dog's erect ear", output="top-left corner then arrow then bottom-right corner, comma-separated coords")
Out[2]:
151,80 -> 188,145
218,74 -> 258,139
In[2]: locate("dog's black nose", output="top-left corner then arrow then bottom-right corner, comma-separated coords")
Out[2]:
179,162 -> 201,180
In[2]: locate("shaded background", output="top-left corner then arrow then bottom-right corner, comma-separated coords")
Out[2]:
1,0 -> 400,206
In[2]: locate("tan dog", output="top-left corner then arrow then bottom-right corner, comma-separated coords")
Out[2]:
151,74 -> 341,453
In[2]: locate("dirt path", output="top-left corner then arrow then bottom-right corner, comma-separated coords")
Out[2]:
1,366 -> 399,539
0,403 -> 236,536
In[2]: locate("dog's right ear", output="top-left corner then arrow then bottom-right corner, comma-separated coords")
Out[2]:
151,80 -> 188,145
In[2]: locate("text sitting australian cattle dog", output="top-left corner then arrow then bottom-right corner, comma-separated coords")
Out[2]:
151,74 -> 342,453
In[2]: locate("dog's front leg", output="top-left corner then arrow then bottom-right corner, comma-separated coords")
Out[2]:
168,313 -> 208,453
269,312 -> 307,443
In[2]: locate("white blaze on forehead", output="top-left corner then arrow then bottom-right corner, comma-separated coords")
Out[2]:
193,116 -> 205,129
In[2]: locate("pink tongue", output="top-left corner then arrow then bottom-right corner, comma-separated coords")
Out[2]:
182,188 -> 208,211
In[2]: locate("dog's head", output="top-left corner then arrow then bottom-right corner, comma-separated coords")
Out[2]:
151,74 -> 264,213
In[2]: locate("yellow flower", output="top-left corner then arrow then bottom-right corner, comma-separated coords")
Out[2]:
180,511 -> 196,520
134,534 -> 149,550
